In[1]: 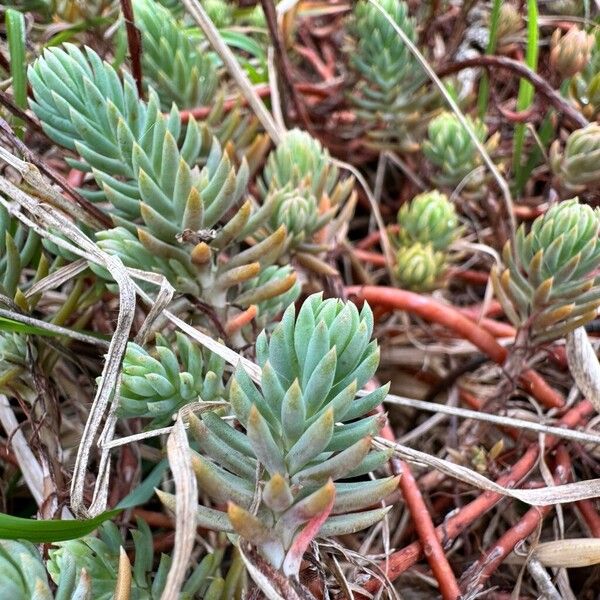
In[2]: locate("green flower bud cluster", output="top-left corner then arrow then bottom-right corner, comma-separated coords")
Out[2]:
551,123 -> 600,193
423,111 -> 498,192
395,243 -> 447,292
569,32 -> 600,120
256,129 -> 354,272
119,332 -> 226,426
394,190 -> 462,291
159,294 -> 395,576
492,199 -> 600,344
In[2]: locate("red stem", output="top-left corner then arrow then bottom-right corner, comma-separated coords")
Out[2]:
379,419 -> 460,599
577,499 -> 600,537
458,445 -> 570,592
347,286 -> 564,409
358,400 -> 594,595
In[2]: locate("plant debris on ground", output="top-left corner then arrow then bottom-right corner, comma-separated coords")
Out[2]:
0,0 -> 599,598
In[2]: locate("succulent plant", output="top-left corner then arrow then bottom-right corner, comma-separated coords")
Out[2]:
237,265 -> 301,329
259,129 -> 353,205
347,0 -> 440,151
395,243 -> 447,292
158,294 -> 395,576
133,0 -> 219,110
550,123 -> 600,193
48,520 -> 242,599
423,111 -> 498,190
28,44 -> 294,315
0,539 -> 91,599
397,190 -> 462,251
256,129 -> 354,271
119,332 -> 226,426
550,27 -> 594,79
491,199 -> 600,344
0,205 -> 42,299
569,33 -> 600,121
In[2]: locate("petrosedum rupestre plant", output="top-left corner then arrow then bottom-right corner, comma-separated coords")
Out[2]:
256,129 -> 355,272
397,190 -> 461,251
394,190 -> 462,291
492,199 -> 600,345
0,539 -> 91,599
119,332 -> 226,426
423,111 -> 499,192
28,44 -> 295,314
347,0 -> 440,151
550,123 -> 600,193
133,0 -> 219,110
394,243 -> 447,292
48,520 -> 243,599
158,294 -> 396,576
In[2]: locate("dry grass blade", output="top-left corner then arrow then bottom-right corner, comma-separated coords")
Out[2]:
181,0 -> 283,143
161,417 -> 198,600
379,391 -> 600,445
0,394 -> 44,507
25,259 -> 88,299
526,557 -> 562,600
566,327 -> 600,413
0,152 -> 137,517
375,438 -> 600,505
531,539 -> 600,568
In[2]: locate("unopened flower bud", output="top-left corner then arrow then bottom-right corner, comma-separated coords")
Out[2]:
550,28 -> 594,79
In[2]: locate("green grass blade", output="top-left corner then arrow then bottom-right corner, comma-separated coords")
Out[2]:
0,509 -> 120,542
5,9 -> 27,138
512,0 -> 539,192
477,0 -> 501,118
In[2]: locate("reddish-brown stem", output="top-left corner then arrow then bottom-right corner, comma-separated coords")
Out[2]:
457,301 -> 504,321
576,499 -> 600,537
351,248 -> 387,266
120,0 -> 144,98
357,401 -> 594,595
475,318 -> 515,339
347,286 -> 564,409
436,55 -> 588,129
67,169 -> 85,188
447,268 -> 490,285
379,419 -> 460,599
459,446 -> 570,592
225,305 -> 258,336
260,0 -> 313,132
132,508 -> 174,528
357,225 -> 399,250
396,460 -> 461,599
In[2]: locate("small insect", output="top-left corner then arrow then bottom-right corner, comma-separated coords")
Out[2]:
176,228 -> 219,245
